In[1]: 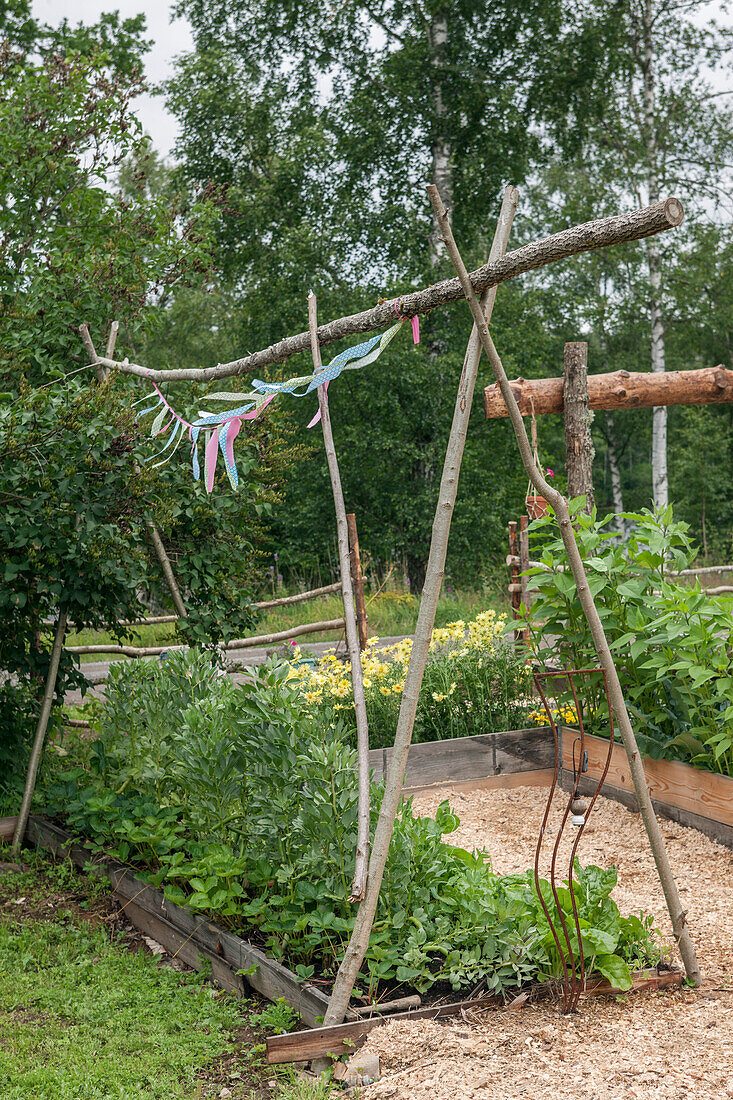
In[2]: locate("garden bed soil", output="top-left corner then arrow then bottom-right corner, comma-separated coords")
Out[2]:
355,782 -> 733,1100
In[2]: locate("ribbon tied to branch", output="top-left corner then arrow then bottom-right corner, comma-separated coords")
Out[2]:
135,310 -> 418,493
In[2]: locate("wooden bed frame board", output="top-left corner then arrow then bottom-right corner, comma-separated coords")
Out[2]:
559,731 -> 733,850
25,817 -> 333,1025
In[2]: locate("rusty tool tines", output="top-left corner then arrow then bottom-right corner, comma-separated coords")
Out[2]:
532,667 -> 615,1013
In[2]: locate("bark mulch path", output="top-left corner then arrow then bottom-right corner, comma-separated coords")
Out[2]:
360,785 -> 733,1100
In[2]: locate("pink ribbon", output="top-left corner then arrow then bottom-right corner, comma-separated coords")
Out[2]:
395,301 -> 420,344
307,381 -> 330,428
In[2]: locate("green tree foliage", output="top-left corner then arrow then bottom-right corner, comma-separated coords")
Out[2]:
165,0 -> 618,588
0,35 -> 296,797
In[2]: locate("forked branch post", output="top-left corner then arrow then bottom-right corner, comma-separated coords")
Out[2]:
429,186 -> 701,986
319,184 -> 519,1030
307,292 -> 370,902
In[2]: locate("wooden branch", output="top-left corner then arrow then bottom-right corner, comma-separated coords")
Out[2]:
78,322 -> 188,621
484,365 -> 733,418
59,585 -> 344,631
96,199 -> 683,384
319,185 -> 519,1033
11,610 -> 68,856
144,520 -> 188,620
254,582 -> 342,610
347,514 -> 369,651
65,617 -> 346,657
308,292 -> 370,904
435,191 -> 702,987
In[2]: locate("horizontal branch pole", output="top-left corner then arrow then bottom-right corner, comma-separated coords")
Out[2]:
254,582 -> 342,610
484,364 -> 732,418
54,584 -> 345,631
95,199 -> 683,384
65,617 -> 346,657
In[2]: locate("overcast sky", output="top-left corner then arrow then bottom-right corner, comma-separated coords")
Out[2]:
33,0 -> 732,161
32,0 -> 194,157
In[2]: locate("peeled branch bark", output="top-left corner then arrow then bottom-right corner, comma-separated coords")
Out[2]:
319,185 -> 519,1032
484,364 -> 733,418
11,610 -> 68,856
308,292 -> 370,903
434,187 -> 702,987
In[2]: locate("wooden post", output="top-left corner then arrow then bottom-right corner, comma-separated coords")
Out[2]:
563,342 -> 594,512
508,521 -> 521,642
11,610 -> 68,856
519,514 -> 530,644
308,293 -> 370,903
346,514 -> 368,651
318,185 -> 519,1032
434,188 -> 701,986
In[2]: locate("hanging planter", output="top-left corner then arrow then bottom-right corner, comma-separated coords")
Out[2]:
525,493 -> 550,520
525,399 -> 553,520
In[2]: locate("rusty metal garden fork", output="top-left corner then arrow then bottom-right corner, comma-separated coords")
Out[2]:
532,668 -> 616,1012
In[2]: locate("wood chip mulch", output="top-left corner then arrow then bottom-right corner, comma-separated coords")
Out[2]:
359,785 -> 733,1100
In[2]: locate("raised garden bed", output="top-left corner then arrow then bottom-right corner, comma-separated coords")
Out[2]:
559,732 -> 733,850
24,814 -> 682,1066
21,719 -> 703,1064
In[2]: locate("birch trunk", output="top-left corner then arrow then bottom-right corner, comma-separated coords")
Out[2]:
642,0 -> 668,507
319,185 -> 519,1030
307,292 -> 370,902
429,10 -> 451,266
434,188 -> 701,987
604,413 -> 628,538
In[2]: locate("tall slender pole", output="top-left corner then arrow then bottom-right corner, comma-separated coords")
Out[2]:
346,514 -> 369,651
319,186 -> 519,1030
308,293 -> 370,903
12,610 -> 68,857
430,185 -> 701,985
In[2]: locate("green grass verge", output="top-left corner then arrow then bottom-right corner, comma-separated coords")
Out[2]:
0,854 -> 337,1100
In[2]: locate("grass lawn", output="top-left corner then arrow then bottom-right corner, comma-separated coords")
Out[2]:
64,587 -> 501,663
0,852 -> 335,1100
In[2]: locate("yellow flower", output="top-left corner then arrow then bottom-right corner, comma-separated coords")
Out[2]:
379,686 -> 392,696
392,682 -> 403,694
432,691 -> 447,702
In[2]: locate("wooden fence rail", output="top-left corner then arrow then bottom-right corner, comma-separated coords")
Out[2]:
66,617 -> 346,658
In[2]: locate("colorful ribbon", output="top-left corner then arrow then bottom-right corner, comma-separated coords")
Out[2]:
136,314 -> 418,492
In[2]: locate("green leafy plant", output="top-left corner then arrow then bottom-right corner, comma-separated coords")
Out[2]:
43,650 -> 660,1001
525,505 -> 733,776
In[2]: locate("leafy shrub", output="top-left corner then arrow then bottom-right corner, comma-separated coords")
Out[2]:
291,609 -> 532,748
44,651 -> 659,999
525,505 -> 733,775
